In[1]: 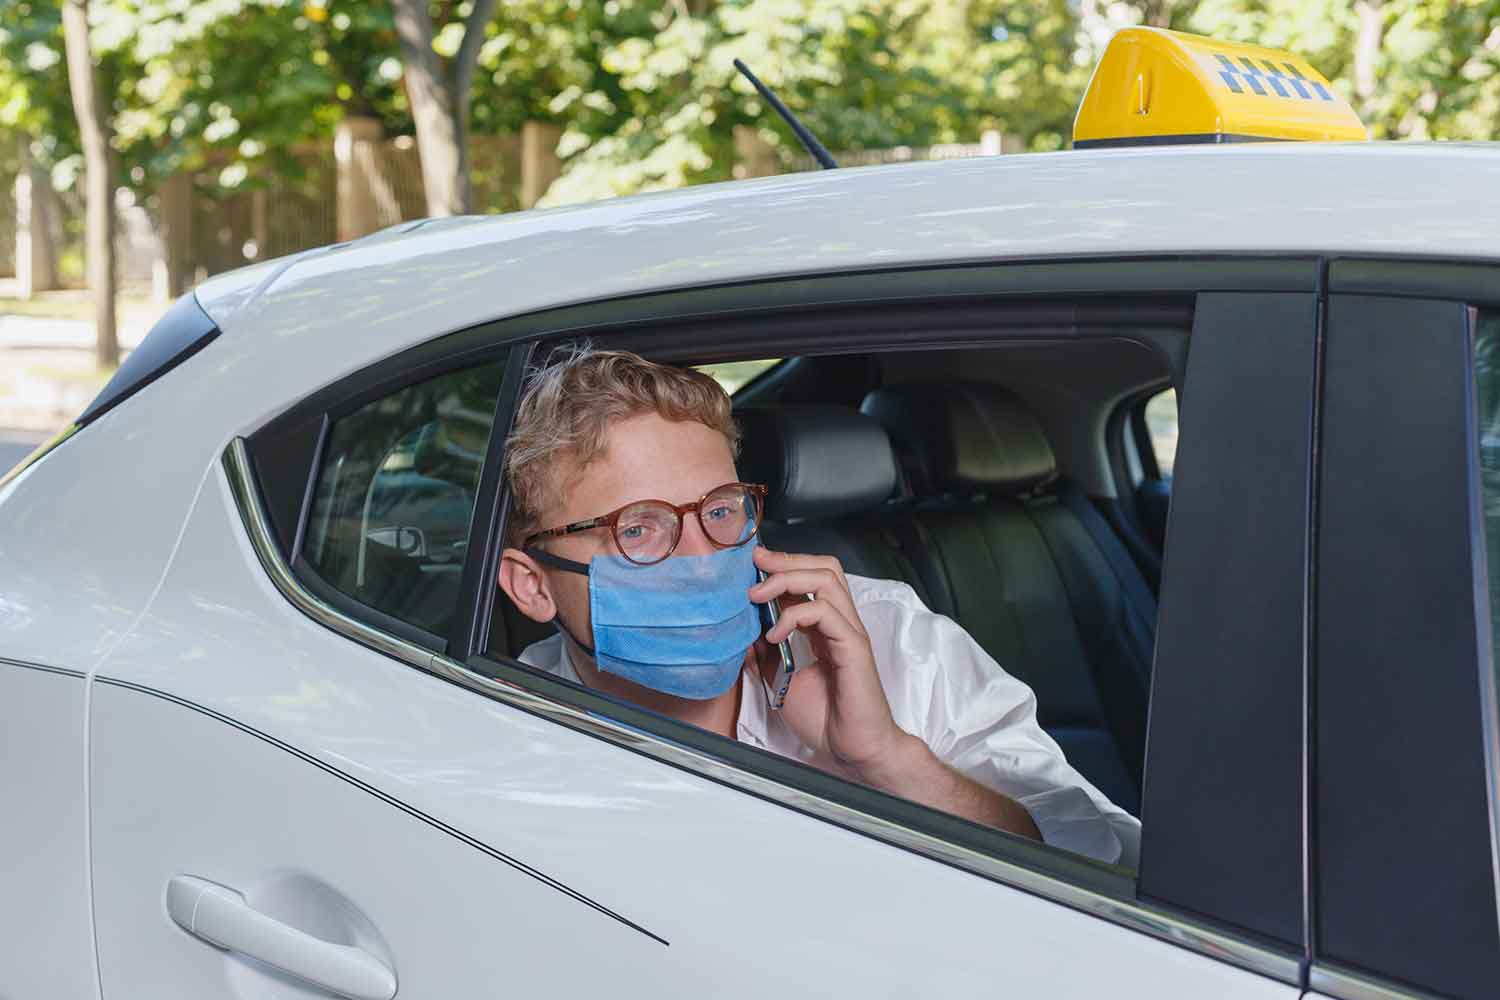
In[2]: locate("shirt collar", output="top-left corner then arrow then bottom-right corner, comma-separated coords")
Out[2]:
736,667 -> 771,748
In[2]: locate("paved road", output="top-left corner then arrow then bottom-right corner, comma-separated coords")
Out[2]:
1,429 -> 46,477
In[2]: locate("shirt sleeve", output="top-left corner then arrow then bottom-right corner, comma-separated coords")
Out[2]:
856,578 -> 1141,867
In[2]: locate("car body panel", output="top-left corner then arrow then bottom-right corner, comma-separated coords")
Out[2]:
86,461 -> 1296,997
0,663 -> 98,1000
0,414 -> 215,671
196,144 -> 1500,383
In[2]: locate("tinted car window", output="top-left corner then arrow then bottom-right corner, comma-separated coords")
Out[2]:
304,362 -> 506,635
1143,388 -> 1178,476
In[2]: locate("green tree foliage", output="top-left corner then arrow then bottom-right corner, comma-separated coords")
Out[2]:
112,1 -> 412,184
539,0 -> 1088,204
1,2 -> 86,177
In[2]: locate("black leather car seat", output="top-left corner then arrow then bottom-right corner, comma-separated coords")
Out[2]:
736,405 -> 934,609
861,383 -> 1155,814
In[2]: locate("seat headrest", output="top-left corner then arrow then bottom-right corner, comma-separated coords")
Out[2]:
736,405 -> 898,520
860,383 -> 1056,495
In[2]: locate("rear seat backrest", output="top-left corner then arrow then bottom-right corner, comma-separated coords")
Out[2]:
860,383 -> 1153,814
862,383 -> 1058,497
736,406 -> 934,608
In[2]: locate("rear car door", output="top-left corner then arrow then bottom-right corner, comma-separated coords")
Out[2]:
87,261 -> 1313,997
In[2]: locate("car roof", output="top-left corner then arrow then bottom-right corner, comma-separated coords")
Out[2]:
190,141 -> 1500,423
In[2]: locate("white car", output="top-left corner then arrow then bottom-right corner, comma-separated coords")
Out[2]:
5,39 -> 1500,1000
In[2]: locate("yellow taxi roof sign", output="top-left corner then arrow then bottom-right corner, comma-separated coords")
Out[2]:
1073,28 -> 1367,148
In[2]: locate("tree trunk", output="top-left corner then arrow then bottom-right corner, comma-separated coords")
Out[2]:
15,139 -> 59,298
60,0 -> 118,368
1140,0 -> 1178,28
390,0 -> 496,217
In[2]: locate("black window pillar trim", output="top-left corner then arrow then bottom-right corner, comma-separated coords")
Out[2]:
289,414 -> 330,564
448,343 -> 535,659
1312,293 -> 1500,998
1302,292 -> 1500,1000
1301,257 -> 1330,984
1137,290 -> 1315,951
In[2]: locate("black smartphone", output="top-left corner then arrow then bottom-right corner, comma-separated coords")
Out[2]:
756,567 -> 797,710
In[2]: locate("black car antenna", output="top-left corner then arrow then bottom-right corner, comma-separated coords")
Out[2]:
732,58 -> 838,170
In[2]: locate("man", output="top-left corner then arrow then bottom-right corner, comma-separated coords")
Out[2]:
498,347 -> 1139,866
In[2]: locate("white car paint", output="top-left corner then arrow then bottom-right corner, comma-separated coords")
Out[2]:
4,143 -> 1494,998
201,143 -> 1500,413
0,664 -> 96,1000
85,462 -> 1291,997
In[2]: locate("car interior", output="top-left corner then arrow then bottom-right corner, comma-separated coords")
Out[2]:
490,338 -> 1178,819
302,361 -> 506,635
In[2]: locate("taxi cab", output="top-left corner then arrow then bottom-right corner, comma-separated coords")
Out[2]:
2,27 -> 1498,1000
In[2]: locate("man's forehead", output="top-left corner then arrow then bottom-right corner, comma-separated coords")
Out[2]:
555,415 -> 737,513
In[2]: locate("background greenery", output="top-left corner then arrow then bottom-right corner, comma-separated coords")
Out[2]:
3,0 -> 1498,210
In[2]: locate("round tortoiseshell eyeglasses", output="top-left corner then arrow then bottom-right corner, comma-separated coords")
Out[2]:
524,482 -> 768,566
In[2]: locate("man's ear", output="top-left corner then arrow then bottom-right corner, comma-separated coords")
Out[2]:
498,548 -> 557,624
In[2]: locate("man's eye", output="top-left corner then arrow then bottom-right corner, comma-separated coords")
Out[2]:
704,504 -> 734,521
620,523 -> 649,540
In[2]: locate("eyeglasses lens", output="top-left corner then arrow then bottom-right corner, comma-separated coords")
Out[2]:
700,484 -> 760,547
616,501 -> 681,563
614,486 -> 761,564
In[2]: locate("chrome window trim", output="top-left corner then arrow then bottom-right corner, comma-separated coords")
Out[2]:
224,436 -> 1301,986
1309,961 -> 1441,1000
1466,307 -> 1500,937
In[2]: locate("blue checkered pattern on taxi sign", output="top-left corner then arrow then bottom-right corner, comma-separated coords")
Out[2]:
1214,53 -> 1332,102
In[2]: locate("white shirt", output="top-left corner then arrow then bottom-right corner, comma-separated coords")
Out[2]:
521,574 -> 1141,867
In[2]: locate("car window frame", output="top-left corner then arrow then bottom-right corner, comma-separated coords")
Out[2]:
247,344 -> 524,654
234,256 -> 1326,989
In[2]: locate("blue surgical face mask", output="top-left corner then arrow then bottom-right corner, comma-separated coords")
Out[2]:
528,544 -> 760,700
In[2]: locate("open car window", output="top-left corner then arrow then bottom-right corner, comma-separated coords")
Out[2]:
1143,388 -> 1179,477
694,359 -> 782,396
492,335 -> 1177,873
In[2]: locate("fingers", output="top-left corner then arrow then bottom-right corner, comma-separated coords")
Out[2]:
749,567 -> 861,631
763,596 -> 861,651
753,546 -> 853,597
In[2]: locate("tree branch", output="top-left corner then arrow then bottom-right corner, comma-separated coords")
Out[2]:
451,0 -> 498,108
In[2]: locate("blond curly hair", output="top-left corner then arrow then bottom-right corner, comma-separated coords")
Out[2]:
504,345 -> 740,546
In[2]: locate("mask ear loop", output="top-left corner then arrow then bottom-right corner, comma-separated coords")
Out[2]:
524,547 -> 590,575
524,546 -> 597,656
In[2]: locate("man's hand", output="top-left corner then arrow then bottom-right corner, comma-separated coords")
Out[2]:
749,547 -> 907,775
748,546 -> 1041,843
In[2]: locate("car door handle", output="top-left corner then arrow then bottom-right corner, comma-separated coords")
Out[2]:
166,875 -> 397,1000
